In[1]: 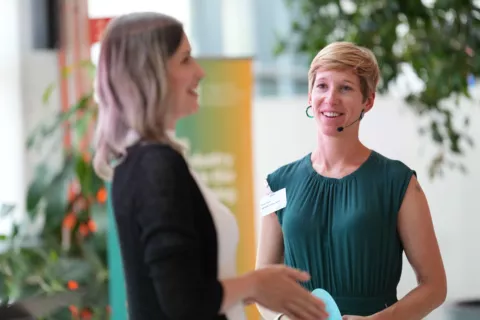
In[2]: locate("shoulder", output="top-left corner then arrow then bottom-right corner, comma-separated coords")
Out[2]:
369,150 -> 416,179
368,151 -> 417,212
114,142 -> 191,188
132,142 -> 186,164
266,154 -> 310,192
128,142 -> 188,173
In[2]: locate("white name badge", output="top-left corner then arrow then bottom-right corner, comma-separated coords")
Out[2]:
260,188 -> 287,216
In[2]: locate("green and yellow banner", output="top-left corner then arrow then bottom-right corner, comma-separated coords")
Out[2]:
177,57 -> 257,319
108,58 -> 258,319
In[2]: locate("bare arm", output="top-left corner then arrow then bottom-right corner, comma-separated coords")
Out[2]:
370,175 -> 447,320
220,273 -> 266,313
256,211 -> 286,319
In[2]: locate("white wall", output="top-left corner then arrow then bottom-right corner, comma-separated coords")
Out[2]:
252,88 -> 480,319
0,1 -> 26,235
88,0 -> 191,35
0,0 -> 60,239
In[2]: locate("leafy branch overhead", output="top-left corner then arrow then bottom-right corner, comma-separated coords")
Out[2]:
280,0 -> 480,178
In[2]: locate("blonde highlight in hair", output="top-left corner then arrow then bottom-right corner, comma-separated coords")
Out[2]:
308,42 -> 380,101
93,12 -> 184,180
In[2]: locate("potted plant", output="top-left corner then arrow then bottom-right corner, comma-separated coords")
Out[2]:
0,60 -> 109,319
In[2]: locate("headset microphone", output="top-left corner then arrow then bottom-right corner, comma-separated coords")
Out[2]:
337,109 -> 365,132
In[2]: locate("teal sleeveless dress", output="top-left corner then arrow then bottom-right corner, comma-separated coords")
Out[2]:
266,150 -> 415,316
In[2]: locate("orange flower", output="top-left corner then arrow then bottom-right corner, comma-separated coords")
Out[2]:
67,280 -> 79,290
87,219 -> 97,232
63,213 -> 77,230
79,224 -> 90,237
80,308 -> 93,320
69,305 -> 79,316
96,188 -> 107,203
82,152 -> 91,163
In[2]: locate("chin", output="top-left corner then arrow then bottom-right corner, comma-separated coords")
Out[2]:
190,102 -> 200,114
185,103 -> 199,116
315,121 -> 340,136
318,126 -> 342,137
173,106 -> 198,122
321,129 -> 342,137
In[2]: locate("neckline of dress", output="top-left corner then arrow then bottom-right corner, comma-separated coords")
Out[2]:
305,150 -> 376,183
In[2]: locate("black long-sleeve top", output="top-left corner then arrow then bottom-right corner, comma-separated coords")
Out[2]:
111,142 -> 227,320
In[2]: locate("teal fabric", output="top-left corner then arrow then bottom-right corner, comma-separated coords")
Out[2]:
266,151 -> 415,316
107,182 -> 128,320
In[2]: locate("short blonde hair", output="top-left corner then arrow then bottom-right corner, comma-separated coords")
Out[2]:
93,12 -> 184,180
308,42 -> 380,101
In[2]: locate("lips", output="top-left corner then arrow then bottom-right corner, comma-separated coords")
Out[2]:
321,111 -> 344,118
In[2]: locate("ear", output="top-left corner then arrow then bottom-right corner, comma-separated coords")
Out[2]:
308,91 -> 312,106
364,92 -> 375,112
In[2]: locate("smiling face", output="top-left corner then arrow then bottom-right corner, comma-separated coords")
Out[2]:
308,68 -> 375,136
306,42 -> 380,137
166,33 -> 205,122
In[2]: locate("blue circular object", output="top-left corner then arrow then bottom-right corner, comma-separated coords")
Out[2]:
312,288 -> 342,320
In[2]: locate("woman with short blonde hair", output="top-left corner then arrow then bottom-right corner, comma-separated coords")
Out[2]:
307,42 -> 379,101
257,41 -> 446,320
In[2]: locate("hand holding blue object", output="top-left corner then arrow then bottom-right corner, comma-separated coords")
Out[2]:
312,288 -> 342,320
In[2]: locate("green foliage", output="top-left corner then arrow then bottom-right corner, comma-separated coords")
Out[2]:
280,0 -> 480,178
0,60 -> 109,319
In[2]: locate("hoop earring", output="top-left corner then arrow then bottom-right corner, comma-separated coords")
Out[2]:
305,105 -> 314,118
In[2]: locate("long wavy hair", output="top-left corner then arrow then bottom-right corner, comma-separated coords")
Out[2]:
93,12 -> 184,181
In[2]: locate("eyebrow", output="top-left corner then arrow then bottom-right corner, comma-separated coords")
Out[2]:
316,77 -> 356,84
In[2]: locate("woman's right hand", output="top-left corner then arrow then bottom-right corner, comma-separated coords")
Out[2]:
248,265 -> 329,320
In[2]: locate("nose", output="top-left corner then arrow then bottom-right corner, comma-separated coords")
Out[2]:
324,87 -> 339,105
195,60 -> 206,79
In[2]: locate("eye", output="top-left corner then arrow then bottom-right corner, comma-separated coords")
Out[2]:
341,85 -> 352,91
182,56 -> 191,64
316,83 -> 327,89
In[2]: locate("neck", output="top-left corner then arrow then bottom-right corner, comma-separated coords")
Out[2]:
167,119 -> 176,132
312,130 -> 369,171
166,118 -> 177,137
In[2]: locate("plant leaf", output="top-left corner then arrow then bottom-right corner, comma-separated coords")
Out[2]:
42,83 -> 57,105
0,204 -> 15,218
